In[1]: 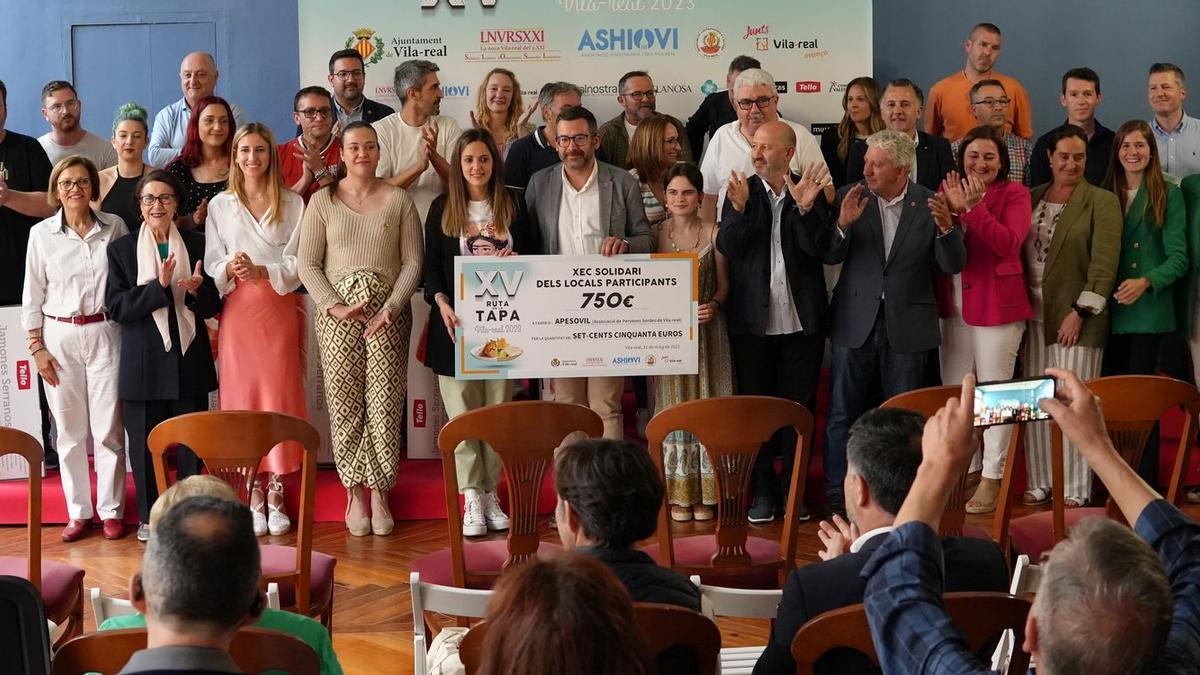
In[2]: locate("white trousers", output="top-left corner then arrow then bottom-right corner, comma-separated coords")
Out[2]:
939,315 -> 1025,479
42,319 -> 125,519
1022,321 -> 1103,502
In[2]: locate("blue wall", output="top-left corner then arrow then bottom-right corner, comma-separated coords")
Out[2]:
873,0 -> 1200,140
0,0 -> 298,143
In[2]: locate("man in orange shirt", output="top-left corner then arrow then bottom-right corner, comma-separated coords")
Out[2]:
925,23 -> 1033,142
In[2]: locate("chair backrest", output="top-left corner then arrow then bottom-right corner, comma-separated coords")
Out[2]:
1009,554 -> 1042,596
790,592 -> 1031,675
646,396 -> 814,585
689,575 -> 782,620
0,427 -> 44,588
91,584 -> 282,627
410,571 -> 492,675
881,385 -> 1026,537
147,411 -> 320,615
52,627 -> 321,675
458,603 -> 722,675
0,576 -> 51,675
436,401 -> 603,588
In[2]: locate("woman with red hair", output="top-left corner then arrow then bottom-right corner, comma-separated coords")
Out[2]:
165,95 -> 233,230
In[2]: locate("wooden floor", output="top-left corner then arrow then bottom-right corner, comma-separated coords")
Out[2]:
5,501 -> 1198,674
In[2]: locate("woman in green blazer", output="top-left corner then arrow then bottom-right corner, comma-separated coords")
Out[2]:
1022,125 -> 1123,507
1101,120 -> 1188,488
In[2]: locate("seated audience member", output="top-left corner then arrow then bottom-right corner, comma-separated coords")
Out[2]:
102,475 -> 342,674
478,552 -> 656,675
820,76 -> 884,188
686,55 -> 761,159
1028,68 -> 1113,187
862,370 -> 1200,675
556,438 -> 700,610
120,495 -> 265,674
753,407 -> 1008,675
950,80 -> 1033,185
845,78 -> 954,191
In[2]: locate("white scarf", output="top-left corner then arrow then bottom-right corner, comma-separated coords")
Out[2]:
135,223 -> 196,354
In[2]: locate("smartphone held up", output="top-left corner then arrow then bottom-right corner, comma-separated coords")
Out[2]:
973,376 -> 1056,428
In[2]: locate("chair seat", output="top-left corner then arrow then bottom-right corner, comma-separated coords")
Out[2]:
0,556 -> 84,617
259,545 -> 336,613
720,646 -> 766,675
961,524 -> 993,541
1009,508 -> 1107,560
410,541 -> 562,589
641,536 -> 781,589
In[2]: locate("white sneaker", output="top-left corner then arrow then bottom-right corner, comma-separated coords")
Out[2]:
463,493 -> 486,537
482,492 -> 510,531
250,488 -> 268,537
266,478 -> 291,536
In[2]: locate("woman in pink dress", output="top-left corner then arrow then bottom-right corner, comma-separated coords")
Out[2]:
205,122 -> 307,536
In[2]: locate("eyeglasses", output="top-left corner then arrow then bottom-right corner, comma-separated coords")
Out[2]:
296,107 -> 333,119
47,100 -> 80,115
139,194 -> 177,206
555,133 -> 595,148
56,178 -> 91,190
333,69 -> 365,80
735,96 -> 776,110
971,97 -> 1011,108
624,89 -> 657,101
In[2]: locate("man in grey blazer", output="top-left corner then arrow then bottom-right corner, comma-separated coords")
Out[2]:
818,129 -> 966,516
525,105 -> 654,439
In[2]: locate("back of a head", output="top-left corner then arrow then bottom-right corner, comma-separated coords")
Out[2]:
1033,518 -> 1172,675
142,496 -> 261,631
555,438 -> 663,549
846,408 -> 924,515
148,475 -> 239,531
478,553 -> 654,675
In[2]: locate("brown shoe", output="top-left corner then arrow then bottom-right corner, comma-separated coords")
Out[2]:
670,505 -> 693,522
692,504 -> 715,521
61,519 -> 91,543
102,519 -> 124,540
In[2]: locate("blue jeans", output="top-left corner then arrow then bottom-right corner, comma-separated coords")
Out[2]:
824,309 -> 928,493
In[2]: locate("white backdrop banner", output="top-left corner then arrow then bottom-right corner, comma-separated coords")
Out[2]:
297,0 -> 872,132
0,306 -> 44,479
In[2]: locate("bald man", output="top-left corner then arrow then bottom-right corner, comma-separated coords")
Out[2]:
716,120 -> 832,522
148,51 -> 246,166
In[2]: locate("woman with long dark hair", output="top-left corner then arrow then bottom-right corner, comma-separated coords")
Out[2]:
819,76 -> 884,187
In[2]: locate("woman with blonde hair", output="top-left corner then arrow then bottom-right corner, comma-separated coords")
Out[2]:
471,68 -> 534,159
205,122 -> 307,536
627,114 -> 686,233
819,76 -> 884,187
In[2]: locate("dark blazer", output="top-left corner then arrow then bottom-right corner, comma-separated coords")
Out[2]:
819,127 -> 852,189
753,531 -> 1009,675
817,181 -> 967,353
503,127 -> 610,193
106,229 -> 221,401
685,90 -> 738,159
525,160 -> 654,254
422,190 -> 537,376
579,546 -> 701,611
845,131 -> 955,192
358,97 -> 395,125
716,174 -> 830,337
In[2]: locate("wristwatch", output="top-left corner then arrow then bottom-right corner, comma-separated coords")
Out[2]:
312,167 -> 330,182
1071,302 -> 1089,319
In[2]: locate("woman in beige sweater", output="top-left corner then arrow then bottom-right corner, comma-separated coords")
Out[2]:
298,122 -> 423,536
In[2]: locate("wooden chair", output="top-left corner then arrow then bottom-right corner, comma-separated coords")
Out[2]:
51,627 -> 321,674
410,401 -> 603,589
1008,375 -> 1200,560
790,592 -> 1031,675
147,411 -> 334,629
410,572 -> 492,675
458,603 -> 722,675
0,576 -> 51,675
690,575 -> 781,675
0,427 -> 85,650
90,583 -> 281,627
643,396 -> 814,588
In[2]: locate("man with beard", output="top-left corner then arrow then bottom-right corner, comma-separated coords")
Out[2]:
279,86 -> 341,203
327,48 -> 395,129
926,23 -> 1032,142
597,70 -> 691,170
525,106 -> 653,440
845,79 -> 954,192
699,68 -> 827,223
37,81 -> 116,169
148,52 -> 246,166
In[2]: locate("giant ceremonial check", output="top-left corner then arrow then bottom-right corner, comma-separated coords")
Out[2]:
454,254 -> 698,380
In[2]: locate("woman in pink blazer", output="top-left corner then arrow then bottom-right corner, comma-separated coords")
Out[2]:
929,124 -> 1033,514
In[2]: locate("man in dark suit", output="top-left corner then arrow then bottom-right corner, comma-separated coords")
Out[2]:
753,407 -> 1008,675
327,49 -> 395,128
845,79 -> 954,192
717,120 -> 831,522
685,55 -> 760,160
816,129 -> 966,516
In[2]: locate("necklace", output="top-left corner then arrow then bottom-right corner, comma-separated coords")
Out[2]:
667,218 -> 701,252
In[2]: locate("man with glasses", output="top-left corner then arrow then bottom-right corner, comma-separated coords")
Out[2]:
951,79 -> 1032,185
279,86 -> 340,203
37,81 -> 116,169
525,105 -> 653,440
326,48 -> 394,129
699,68 -> 826,223
926,23 -> 1032,142
686,55 -> 761,160
597,70 -> 691,170
148,52 -> 246,166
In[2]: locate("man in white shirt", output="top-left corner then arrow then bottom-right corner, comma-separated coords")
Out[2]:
374,59 -> 462,222
699,67 -> 827,222
147,52 -> 246,167
525,106 -> 654,439
37,81 -> 116,169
